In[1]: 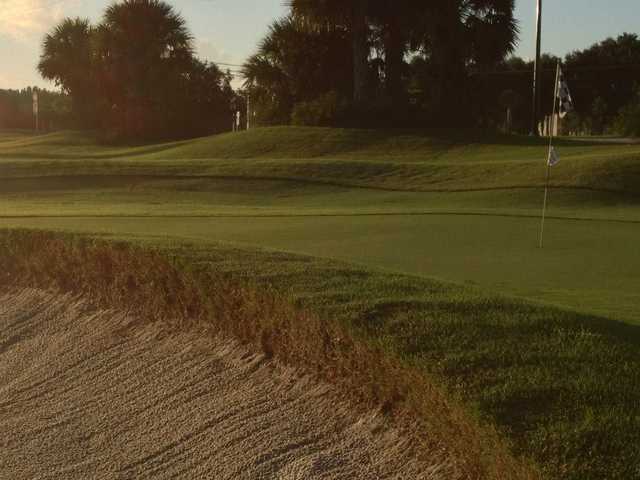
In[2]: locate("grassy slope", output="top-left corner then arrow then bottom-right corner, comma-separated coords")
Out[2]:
2,127 -> 640,193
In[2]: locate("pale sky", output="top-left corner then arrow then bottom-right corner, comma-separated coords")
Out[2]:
0,0 -> 638,90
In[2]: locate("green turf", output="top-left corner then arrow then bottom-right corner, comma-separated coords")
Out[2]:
0,128 -> 639,325
1,127 -> 640,478
2,213 -> 639,326
2,127 -> 640,194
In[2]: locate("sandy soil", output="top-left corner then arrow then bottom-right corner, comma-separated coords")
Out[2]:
0,289 -> 454,479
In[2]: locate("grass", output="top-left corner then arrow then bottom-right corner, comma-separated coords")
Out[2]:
2,127 -> 640,193
3,213 -> 639,326
1,127 -> 640,478
2,229 -> 639,480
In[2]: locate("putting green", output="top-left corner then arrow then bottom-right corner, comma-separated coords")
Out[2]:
2,211 -> 639,325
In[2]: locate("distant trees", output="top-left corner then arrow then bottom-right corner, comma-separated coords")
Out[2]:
249,0 -> 519,126
0,88 -> 72,130
469,34 -> 640,135
564,33 -> 640,135
615,88 -> 640,137
34,0 -> 640,136
247,2 -> 640,134
38,0 -> 236,140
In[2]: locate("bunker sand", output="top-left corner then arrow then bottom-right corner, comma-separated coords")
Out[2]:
0,289 -> 453,479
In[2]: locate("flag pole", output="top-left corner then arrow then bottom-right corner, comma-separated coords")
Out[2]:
531,0 -> 542,136
539,60 -> 561,249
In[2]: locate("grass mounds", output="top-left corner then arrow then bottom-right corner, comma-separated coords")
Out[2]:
1,127 -> 639,194
2,229 -> 639,480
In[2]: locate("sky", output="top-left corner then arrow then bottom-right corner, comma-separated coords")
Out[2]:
0,0 -> 638,90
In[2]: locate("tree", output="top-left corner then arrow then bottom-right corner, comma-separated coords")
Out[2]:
172,58 -> 235,137
0,88 -> 72,130
614,87 -> 640,137
368,0 -> 428,104
565,33 -> 640,130
39,1 -> 237,140
95,0 -> 194,138
288,0 -> 518,121
243,16 -> 352,125
415,0 -> 519,122
37,18 -> 96,125
289,0 -> 370,103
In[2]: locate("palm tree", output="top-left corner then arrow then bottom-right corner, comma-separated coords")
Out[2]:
96,0 -> 194,137
417,0 -> 519,121
289,0 -> 369,104
463,0 -> 519,66
243,16 -> 352,124
289,0 -> 517,115
369,0 -> 430,104
38,18 -> 95,124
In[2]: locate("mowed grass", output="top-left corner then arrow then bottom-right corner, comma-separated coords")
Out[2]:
1,127 -> 640,477
2,127 -> 640,193
0,128 -> 639,325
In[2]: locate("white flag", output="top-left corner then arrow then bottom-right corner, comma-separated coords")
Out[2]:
558,67 -> 574,119
548,146 -> 560,167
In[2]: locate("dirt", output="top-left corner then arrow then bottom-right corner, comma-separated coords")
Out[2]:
0,289 -> 456,479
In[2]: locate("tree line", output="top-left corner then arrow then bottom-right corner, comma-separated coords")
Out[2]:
473,33 -> 640,135
0,87 -> 72,130
29,0 -> 640,138
244,0 -> 519,128
38,0 -> 238,140
244,2 -> 640,136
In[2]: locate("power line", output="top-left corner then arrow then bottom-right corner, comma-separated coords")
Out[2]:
212,61 -> 244,68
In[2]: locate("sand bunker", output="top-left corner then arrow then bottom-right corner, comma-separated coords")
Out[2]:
0,289 -> 453,479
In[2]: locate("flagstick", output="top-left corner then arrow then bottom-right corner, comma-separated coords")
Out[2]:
539,60 -> 561,249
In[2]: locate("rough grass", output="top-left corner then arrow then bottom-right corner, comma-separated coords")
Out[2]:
2,229 -> 639,480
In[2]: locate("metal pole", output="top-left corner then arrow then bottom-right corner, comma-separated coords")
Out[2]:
539,60 -> 560,249
531,0 -> 542,136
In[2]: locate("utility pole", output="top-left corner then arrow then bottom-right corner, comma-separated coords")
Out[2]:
531,0 -> 542,136
32,89 -> 39,132
246,93 -> 251,130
